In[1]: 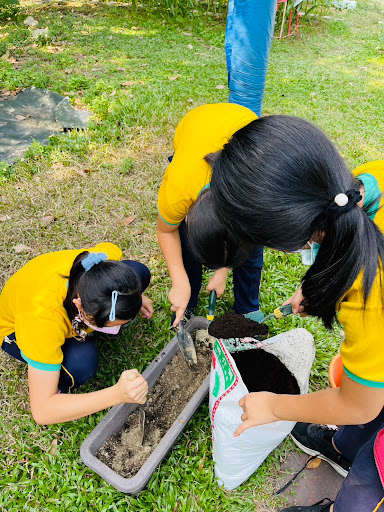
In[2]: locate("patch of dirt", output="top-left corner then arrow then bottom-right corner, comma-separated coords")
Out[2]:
96,331 -> 212,478
208,310 -> 269,339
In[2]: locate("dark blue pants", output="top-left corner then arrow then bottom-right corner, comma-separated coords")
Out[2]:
1,260 -> 150,393
333,408 -> 384,510
179,220 -> 263,314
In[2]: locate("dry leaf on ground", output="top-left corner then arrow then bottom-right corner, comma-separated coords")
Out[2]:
14,244 -> 33,253
40,215 -> 55,227
48,439 -> 58,456
122,215 -> 137,226
168,76 -> 179,81
122,81 -> 135,87
215,85 -> 226,90
307,457 -> 322,469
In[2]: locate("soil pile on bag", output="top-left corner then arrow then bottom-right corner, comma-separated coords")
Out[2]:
208,311 -> 269,338
232,350 -> 300,395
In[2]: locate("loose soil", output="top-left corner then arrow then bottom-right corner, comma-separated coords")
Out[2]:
232,350 -> 300,395
96,330 -> 212,478
208,311 -> 269,339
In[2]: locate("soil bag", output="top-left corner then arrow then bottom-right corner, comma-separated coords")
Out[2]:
210,328 -> 315,490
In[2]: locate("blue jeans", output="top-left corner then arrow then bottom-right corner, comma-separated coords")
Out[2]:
178,220 -> 263,314
225,0 -> 278,117
1,260 -> 150,393
333,408 -> 384,510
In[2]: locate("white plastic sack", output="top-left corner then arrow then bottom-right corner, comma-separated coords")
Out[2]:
210,328 -> 315,490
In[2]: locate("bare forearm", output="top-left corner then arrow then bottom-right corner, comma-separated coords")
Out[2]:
157,226 -> 187,284
32,385 -> 120,425
273,388 -> 379,426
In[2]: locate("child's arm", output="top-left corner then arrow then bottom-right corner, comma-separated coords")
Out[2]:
28,367 -> 148,425
234,371 -> 384,437
157,215 -> 191,327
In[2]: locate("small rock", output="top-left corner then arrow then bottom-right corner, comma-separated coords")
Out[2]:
32,28 -> 49,38
24,16 -> 39,27
196,329 -> 215,348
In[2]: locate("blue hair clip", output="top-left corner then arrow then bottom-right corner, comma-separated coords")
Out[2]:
109,290 -> 119,322
81,252 -> 107,271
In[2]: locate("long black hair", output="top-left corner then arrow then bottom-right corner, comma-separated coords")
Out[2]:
186,189 -> 255,269
63,252 -> 142,327
207,115 -> 384,327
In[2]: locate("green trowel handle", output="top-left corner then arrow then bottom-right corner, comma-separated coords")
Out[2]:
207,290 -> 217,322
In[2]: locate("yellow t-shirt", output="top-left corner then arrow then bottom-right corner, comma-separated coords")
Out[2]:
158,103 -> 258,225
0,242 -> 122,371
338,161 -> 384,388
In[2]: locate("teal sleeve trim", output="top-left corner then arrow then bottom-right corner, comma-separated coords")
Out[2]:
358,173 -> 381,220
157,207 -> 181,226
20,350 -> 61,372
198,182 -> 211,197
344,365 -> 384,389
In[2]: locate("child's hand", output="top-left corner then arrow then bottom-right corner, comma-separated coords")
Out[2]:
116,369 -> 148,404
169,281 -> 191,327
207,267 -> 229,298
141,294 -> 153,319
283,285 -> 307,316
233,392 -> 278,437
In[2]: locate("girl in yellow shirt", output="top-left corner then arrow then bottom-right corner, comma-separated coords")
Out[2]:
0,243 -> 153,425
188,116 -> 384,511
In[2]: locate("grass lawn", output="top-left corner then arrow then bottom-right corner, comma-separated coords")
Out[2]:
0,0 -> 383,510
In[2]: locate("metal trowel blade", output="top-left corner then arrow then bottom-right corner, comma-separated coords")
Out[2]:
138,403 -> 146,445
177,321 -> 197,367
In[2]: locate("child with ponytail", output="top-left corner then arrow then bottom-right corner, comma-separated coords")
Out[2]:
0,242 -> 153,425
188,116 -> 384,511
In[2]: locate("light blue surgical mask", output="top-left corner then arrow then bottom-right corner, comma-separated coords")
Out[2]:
294,241 -> 321,266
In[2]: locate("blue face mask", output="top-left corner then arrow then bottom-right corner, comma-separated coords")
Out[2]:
294,241 -> 321,266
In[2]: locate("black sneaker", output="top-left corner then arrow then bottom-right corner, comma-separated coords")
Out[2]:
279,498 -> 334,512
291,423 -> 351,478
170,307 -> 196,326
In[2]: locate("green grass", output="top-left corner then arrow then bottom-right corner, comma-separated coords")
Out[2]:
1,0 -> 384,510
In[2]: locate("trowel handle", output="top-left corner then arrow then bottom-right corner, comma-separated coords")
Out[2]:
126,371 -> 147,405
207,290 -> 217,321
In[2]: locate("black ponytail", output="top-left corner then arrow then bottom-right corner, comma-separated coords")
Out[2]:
63,252 -> 142,326
208,115 -> 384,327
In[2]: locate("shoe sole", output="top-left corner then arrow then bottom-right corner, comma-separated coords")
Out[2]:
290,434 -> 349,478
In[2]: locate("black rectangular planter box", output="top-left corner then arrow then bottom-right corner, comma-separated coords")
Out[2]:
80,316 -> 209,493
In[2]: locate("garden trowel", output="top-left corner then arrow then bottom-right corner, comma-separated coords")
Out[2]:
261,300 -> 307,324
206,290 -> 217,325
177,320 -> 197,367
261,303 -> 294,323
126,372 -> 148,445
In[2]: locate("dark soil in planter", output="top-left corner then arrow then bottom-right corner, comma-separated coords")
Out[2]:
208,311 -> 269,339
96,331 -> 212,478
232,350 -> 300,395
